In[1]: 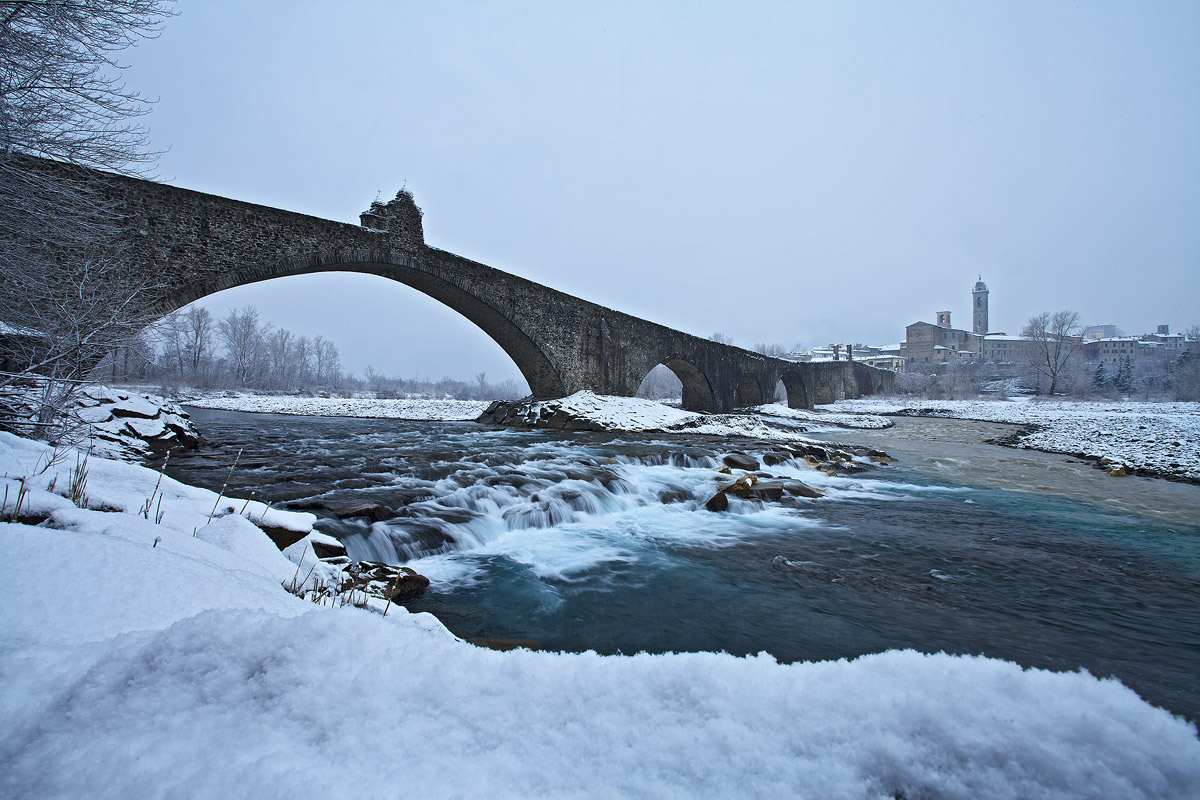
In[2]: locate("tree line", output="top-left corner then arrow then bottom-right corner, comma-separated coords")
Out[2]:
101,304 -> 527,401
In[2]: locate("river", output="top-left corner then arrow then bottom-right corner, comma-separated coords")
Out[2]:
167,408 -> 1200,722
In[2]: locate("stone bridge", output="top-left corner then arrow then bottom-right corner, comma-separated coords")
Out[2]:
39,158 -> 893,411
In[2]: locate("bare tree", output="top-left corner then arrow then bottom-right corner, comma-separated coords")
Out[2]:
363,365 -> 383,393
218,306 -> 263,386
182,306 -> 212,376
753,342 -> 788,358
265,327 -> 294,389
1022,310 -> 1082,396
1176,349 -> 1200,401
312,335 -> 342,386
709,333 -> 734,346
0,1 -> 173,433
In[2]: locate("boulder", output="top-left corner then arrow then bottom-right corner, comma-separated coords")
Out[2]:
722,474 -> 758,497
798,444 -> 830,462
68,389 -> 201,462
345,561 -> 430,602
782,480 -> 824,499
1106,465 -> 1130,477
723,452 -> 760,471
332,502 -> 392,522
744,480 -> 784,501
309,536 -> 348,561
704,491 -> 729,512
658,488 -> 691,504
257,524 -> 309,551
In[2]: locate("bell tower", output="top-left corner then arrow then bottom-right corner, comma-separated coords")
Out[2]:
972,276 -> 989,334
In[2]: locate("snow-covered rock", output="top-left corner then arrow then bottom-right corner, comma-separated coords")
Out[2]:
73,386 -> 201,460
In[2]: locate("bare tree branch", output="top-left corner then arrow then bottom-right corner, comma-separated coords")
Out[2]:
1022,310 -> 1082,396
0,1 -> 173,435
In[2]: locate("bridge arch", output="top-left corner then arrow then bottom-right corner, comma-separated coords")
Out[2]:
855,365 -> 875,396
161,254 -> 567,398
735,373 -> 764,407
813,379 -> 835,405
660,358 -> 717,412
779,370 -> 810,409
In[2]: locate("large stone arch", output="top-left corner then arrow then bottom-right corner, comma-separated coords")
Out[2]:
163,254 -> 567,398
735,373 -> 764,407
661,358 -> 717,412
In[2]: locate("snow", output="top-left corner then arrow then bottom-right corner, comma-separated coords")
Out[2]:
525,390 -> 696,430
1,431 -> 1198,797
833,398 -> 1200,481
69,386 -> 200,460
522,391 -> 891,439
753,402 -> 893,429
183,392 -> 490,420
0,431 -> 314,536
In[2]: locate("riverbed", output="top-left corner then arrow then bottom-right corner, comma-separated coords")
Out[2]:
168,408 -> 1200,722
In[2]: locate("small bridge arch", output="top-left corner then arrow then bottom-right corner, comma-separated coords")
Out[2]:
735,373 -> 764,407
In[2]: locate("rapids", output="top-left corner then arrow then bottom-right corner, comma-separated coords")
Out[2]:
167,408 -> 1200,723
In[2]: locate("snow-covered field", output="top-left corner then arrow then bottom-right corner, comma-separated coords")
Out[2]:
182,392 -> 490,420
2,430 -> 1198,798
833,398 -> 1200,481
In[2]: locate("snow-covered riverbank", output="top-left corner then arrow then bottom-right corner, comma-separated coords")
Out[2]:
833,398 -> 1200,482
1,429 -> 1198,798
180,392 -> 490,420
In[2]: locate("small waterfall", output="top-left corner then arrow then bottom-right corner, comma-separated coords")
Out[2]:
260,429 -> 851,565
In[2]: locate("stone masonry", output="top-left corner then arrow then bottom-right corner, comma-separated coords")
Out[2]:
29,157 -> 893,411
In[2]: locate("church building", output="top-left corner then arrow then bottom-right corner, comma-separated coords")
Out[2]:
904,277 -> 997,364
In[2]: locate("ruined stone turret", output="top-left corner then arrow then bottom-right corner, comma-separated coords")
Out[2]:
360,189 -> 424,251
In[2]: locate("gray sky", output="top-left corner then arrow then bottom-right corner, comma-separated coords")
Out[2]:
126,1 -> 1200,385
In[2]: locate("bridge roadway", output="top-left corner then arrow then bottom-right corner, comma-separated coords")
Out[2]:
33,158 -> 892,411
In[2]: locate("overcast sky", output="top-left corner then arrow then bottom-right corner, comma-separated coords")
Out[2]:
124,1 -> 1200,386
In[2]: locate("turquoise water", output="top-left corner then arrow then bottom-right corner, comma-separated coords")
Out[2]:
170,409 -> 1200,722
